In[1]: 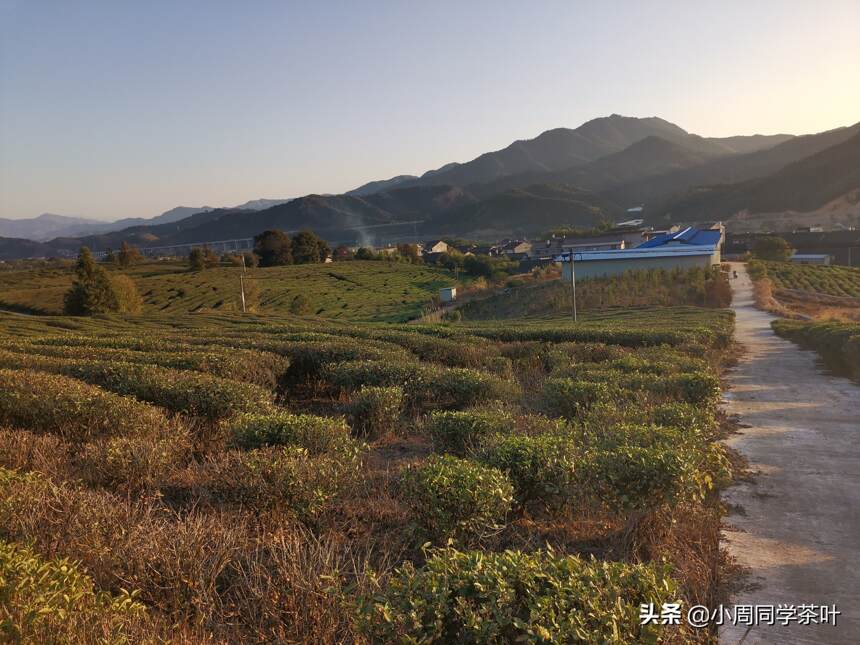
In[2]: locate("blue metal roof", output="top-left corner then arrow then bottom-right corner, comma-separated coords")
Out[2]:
637,227 -> 721,249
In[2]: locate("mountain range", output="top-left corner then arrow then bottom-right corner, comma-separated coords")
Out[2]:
2,114 -> 860,259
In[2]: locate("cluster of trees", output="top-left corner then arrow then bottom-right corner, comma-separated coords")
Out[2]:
64,247 -> 143,316
433,250 -> 518,280
253,229 -> 331,267
102,241 -> 143,268
751,236 -> 794,262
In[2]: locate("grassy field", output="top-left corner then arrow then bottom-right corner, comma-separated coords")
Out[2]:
748,260 -> 860,298
0,296 -> 736,642
0,259 -> 458,322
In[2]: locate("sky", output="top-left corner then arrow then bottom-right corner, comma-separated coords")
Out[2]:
1,0 -> 859,221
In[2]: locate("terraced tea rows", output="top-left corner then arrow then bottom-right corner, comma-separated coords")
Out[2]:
0,307 -> 735,642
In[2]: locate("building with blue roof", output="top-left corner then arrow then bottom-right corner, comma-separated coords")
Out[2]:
558,225 -> 723,281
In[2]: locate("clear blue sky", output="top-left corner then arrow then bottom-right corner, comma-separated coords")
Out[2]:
1,0 -> 858,221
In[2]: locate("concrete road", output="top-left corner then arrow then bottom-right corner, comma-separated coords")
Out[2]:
720,263 -> 860,644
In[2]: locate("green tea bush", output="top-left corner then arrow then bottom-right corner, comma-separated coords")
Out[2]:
79,431 -> 192,490
653,402 -> 716,436
322,361 -> 516,411
583,444 -> 688,511
358,547 -> 677,643
478,433 -> 579,504
0,539 -> 147,643
197,446 -> 361,520
542,377 -> 617,418
0,369 -> 169,440
773,319 -> 860,380
426,409 -> 514,455
399,455 -> 513,544
0,353 -> 274,420
347,385 -> 404,438
4,341 -> 290,389
227,411 -> 355,455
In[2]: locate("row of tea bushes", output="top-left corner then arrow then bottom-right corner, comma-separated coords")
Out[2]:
0,350 -> 273,420
0,539 -> 149,643
358,547 -> 678,643
321,360 -> 518,412
773,319 -> 860,380
0,369 -> 170,440
2,340 -> 290,389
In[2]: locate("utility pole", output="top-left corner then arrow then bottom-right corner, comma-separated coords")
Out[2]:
569,251 -> 577,322
239,274 -> 247,313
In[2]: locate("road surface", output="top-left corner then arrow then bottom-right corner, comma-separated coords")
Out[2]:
720,263 -> 860,644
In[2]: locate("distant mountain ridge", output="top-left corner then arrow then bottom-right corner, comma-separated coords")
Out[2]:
4,114 -> 860,260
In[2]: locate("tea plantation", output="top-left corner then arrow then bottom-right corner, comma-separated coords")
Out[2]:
748,260 -> 860,298
0,259 -> 457,322
0,269 -> 737,642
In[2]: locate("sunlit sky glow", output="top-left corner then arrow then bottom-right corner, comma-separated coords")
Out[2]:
1,0 -> 859,220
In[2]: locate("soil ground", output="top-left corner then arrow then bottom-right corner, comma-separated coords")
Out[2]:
720,263 -> 860,644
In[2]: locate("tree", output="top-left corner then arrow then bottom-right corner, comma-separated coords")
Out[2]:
189,247 -> 206,271
63,247 -> 141,315
111,274 -> 144,313
397,243 -> 421,262
355,247 -> 376,260
254,230 -> 293,267
117,241 -> 142,268
291,229 -> 330,264
102,248 -> 116,264
752,236 -> 793,262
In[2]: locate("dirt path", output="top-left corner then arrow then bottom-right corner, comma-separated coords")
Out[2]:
720,263 -> 860,644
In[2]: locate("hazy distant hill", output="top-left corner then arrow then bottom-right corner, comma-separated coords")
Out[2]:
6,114 -> 860,259
0,213 -> 106,241
0,236 -> 58,260
660,129 -> 860,221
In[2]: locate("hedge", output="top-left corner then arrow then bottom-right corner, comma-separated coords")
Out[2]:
0,369 -> 169,440
358,547 -> 678,643
226,411 -> 356,454
347,386 -> 404,438
322,360 -> 517,411
399,455 -> 513,544
478,433 -> 579,504
426,409 -> 514,455
0,539 -> 147,643
0,351 -> 273,420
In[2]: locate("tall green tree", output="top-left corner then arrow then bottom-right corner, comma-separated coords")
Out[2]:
752,236 -> 793,262
63,247 -> 119,315
291,230 -> 330,264
253,230 -> 293,267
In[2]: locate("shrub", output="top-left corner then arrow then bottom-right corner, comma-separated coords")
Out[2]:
348,386 -> 404,438
323,361 -> 516,411
653,402 -> 716,435
0,369 -> 169,440
357,547 -> 678,643
542,377 -> 616,418
110,274 -> 144,314
664,373 -> 722,404
478,433 -> 579,504
79,431 -> 192,490
0,540 -> 148,643
195,446 -> 360,519
582,445 -> 687,511
426,409 -> 513,455
66,361 -> 274,420
398,455 -> 513,544
226,411 -> 355,455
